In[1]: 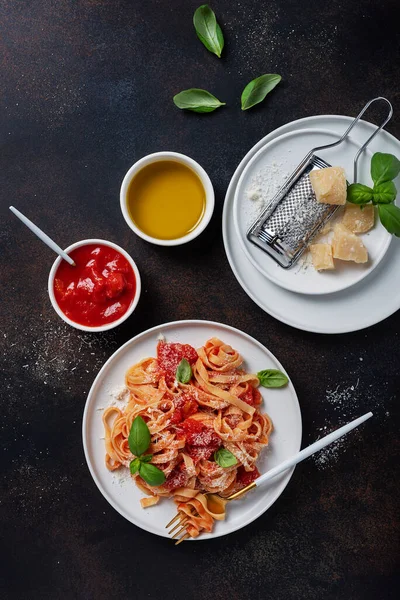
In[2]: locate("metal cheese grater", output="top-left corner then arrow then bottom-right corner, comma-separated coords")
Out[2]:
247,97 -> 393,269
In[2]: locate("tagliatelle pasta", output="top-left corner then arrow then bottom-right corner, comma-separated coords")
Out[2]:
103,337 -> 273,538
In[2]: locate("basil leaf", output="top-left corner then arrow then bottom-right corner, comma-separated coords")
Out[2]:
346,183 -> 374,205
372,181 -> 397,204
241,74 -> 281,111
257,369 -> 289,388
140,454 -> 153,463
139,462 -> 166,487
129,458 -> 141,475
214,447 -> 238,468
371,152 -> 400,186
173,88 -> 225,113
193,4 -> 224,58
176,358 -> 192,383
128,415 -> 151,457
378,204 -> 400,237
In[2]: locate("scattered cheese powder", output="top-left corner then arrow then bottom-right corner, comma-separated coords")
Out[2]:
108,384 -> 130,404
313,377 -> 391,470
243,156 -> 290,226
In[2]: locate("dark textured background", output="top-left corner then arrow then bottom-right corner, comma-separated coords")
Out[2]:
1,1 -> 399,599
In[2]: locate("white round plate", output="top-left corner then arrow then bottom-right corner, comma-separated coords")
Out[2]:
223,116 -> 400,333
82,320 -> 302,540
233,128 -> 391,295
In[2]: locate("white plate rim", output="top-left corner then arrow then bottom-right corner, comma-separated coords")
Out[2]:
82,319 -> 302,540
222,114 -> 400,334
232,126 -> 391,295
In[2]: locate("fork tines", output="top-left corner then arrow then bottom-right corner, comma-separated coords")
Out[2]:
166,510 -> 192,545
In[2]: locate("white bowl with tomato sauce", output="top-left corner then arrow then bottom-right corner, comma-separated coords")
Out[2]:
48,239 -> 141,332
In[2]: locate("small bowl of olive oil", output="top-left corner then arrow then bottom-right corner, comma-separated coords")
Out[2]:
120,152 -> 214,246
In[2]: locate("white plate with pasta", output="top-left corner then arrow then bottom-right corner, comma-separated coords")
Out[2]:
82,320 -> 302,540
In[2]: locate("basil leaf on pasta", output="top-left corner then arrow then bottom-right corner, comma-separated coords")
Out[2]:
176,358 -> 192,383
140,454 -> 153,463
128,415 -> 151,457
214,447 -> 237,468
257,369 -> 288,388
129,458 -> 141,475
139,462 -> 166,486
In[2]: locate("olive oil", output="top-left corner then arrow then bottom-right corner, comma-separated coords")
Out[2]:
127,161 -> 206,240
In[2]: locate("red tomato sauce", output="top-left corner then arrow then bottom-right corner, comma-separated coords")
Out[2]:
163,462 -> 188,491
240,386 -> 262,407
157,342 -> 198,375
236,466 -> 260,488
53,244 -> 136,327
178,418 -> 221,463
170,393 -> 198,424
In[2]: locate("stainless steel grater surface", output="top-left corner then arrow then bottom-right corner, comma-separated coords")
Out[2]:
247,96 -> 393,269
247,156 -> 338,268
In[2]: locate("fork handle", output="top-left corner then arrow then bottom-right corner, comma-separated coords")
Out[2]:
255,412 -> 373,488
227,412 -> 372,500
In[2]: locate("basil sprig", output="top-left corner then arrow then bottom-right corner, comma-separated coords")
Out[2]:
129,457 -> 141,475
372,181 -> 397,204
371,153 -> 400,186
173,88 -> 225,113
347,183 -> 376,205
128,414 -> 150,457
128,416 -> 166,486
176,358 -> 193,383
193,4 -> 224,58
138,462 -> 166,486
348,181 -> 396,205
241,74 -> 282,111
347,152 -> 400,236
378,204 -> 400,236
214,447 -> 237,468
257,369 -> 289,388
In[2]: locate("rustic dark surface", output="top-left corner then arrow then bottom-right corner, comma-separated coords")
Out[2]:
1,1 -> 399,599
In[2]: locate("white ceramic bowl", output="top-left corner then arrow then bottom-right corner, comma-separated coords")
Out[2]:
48,238 -> 141,332
120,151 -> 215,246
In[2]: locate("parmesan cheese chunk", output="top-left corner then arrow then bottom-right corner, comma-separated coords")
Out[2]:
309,243 -> 335,271
332,224 -> 368,263
309,166 -> 347,205
341,203 -> 375,233
319,221 -> 332,235
313,220 -> 333,243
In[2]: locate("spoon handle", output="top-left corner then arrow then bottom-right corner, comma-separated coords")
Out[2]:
10,206 -> 75,266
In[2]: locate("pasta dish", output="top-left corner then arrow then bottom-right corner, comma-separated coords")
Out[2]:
103,337 -> 273,538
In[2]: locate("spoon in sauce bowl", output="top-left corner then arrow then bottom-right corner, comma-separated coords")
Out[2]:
9,206 -> 75,266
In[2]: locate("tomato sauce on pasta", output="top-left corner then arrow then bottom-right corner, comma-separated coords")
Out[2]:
103,338 -> 273,538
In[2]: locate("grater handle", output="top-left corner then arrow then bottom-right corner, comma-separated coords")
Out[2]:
309,97 -> 393,182
352,97 -> 392,182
